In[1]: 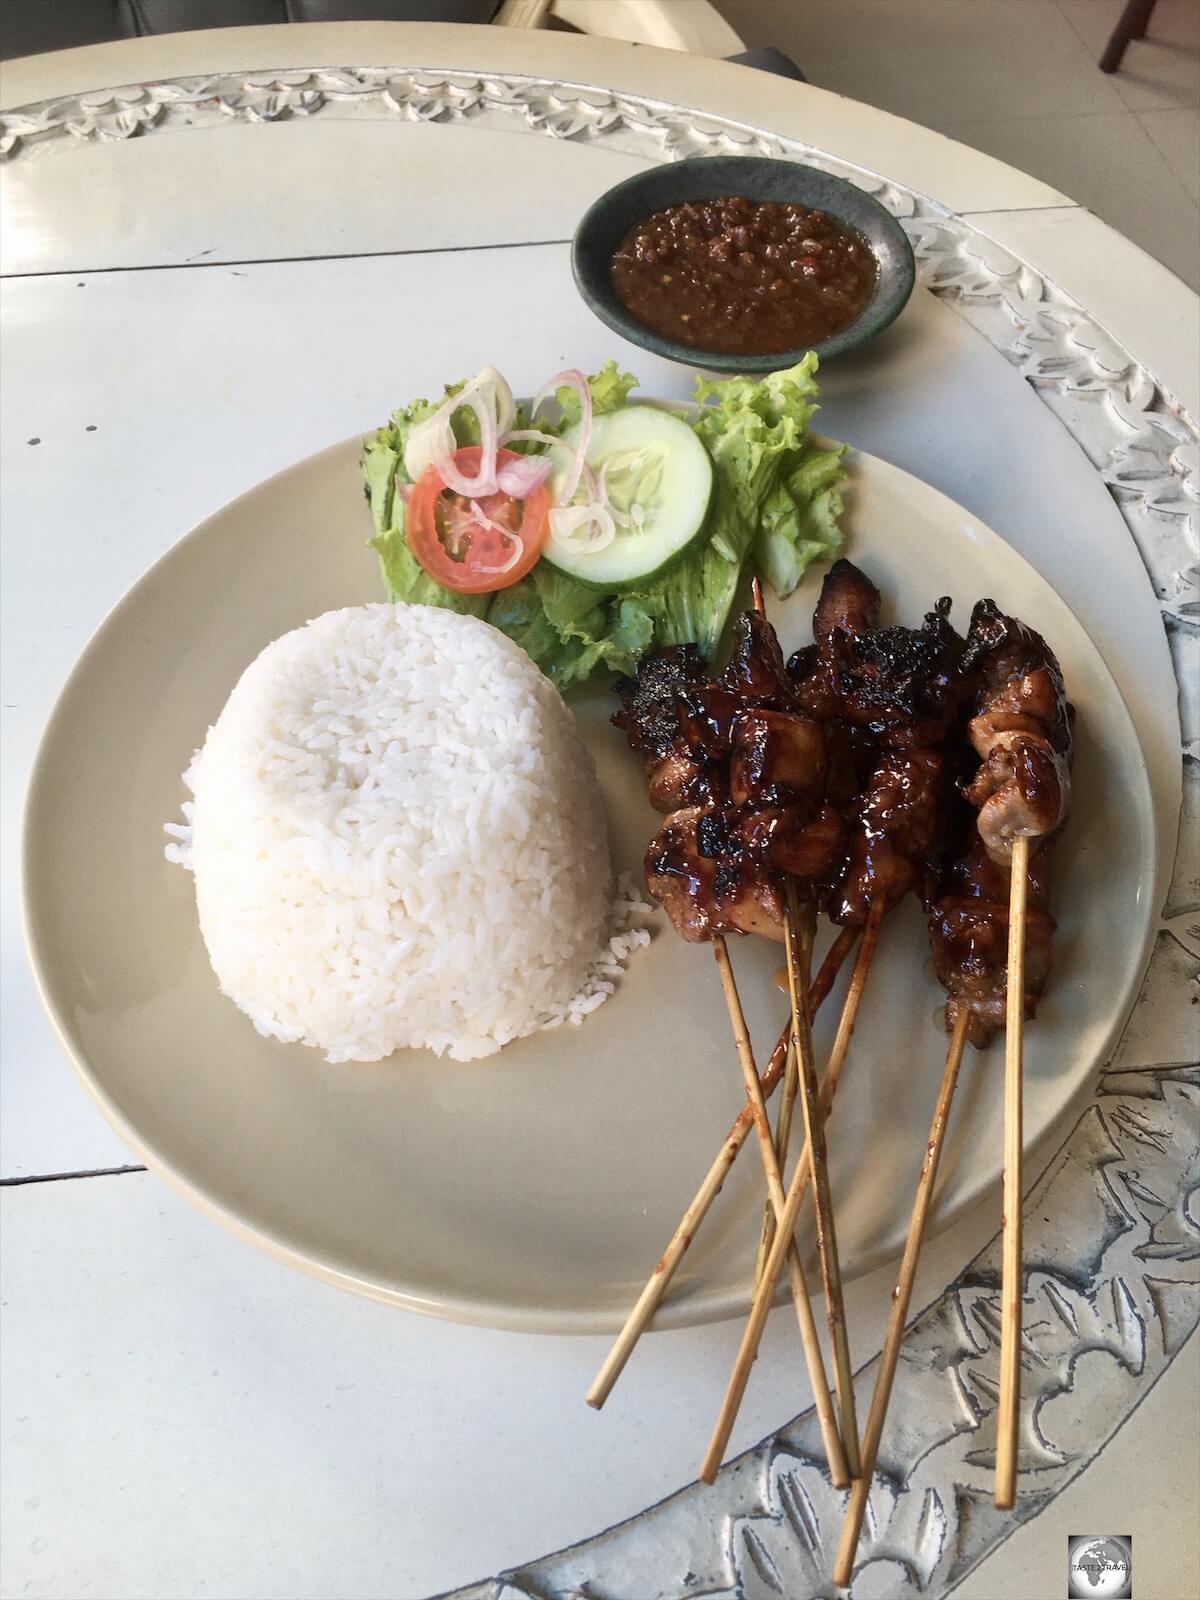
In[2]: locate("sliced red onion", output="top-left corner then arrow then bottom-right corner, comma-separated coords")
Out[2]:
469,500 -> 526,575
496,453 -> 554,498
404,365 -> 515,499
499,428 -> 561,450
549,501 -> 616,555
533,368 -> 592,507
436,386 -> 500,497
487,367 -> 517,436
431,429 -> 490,498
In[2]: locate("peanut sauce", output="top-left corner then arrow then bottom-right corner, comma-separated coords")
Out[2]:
610,195 -> 877,355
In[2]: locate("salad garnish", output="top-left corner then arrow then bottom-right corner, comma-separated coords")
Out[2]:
362,356 -> 846,687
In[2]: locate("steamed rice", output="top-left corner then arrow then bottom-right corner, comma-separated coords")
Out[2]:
166,602 -> 648,1062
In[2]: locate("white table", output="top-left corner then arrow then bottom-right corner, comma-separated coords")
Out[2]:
2,23 -> 1197,1600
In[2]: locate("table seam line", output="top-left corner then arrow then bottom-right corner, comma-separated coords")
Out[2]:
0,210 -> 1093,280
1,1164 -> 147,1186
958,202 -> 1086,216
0,235 -> 575,280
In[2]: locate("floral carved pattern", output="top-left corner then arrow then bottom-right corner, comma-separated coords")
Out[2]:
4,65 -> 1196,1600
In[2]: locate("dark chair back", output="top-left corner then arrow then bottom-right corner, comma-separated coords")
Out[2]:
2,0 -> 502,60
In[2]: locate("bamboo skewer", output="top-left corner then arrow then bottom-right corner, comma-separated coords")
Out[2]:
995,833 -> 1030,1510
712,937 -> 850,1489
810,925 -> 860,1021
700,901 -> 885,1483
755,1033 -> 798,1284
824,896 -> 886,1098
784,885 -> 860,1480
586,927 -> 856,1413
750,572 -> 799,1287
832,1006 -> 972,1587
701,1092 -> 819,1484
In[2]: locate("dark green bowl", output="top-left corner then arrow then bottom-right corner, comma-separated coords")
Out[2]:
571,156 -> 916,373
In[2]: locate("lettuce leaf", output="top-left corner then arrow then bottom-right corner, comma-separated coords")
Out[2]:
556,358 -> 638,426
753,441 -> 846,599
620,355 -> 839,658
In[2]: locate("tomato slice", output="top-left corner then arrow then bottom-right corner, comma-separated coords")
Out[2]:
405,446 -> 550,594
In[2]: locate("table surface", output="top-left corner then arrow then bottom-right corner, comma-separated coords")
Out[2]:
2,22 -> 1197,1600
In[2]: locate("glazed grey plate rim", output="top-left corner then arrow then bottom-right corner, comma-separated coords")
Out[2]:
571,155 -> 916,373
21,434 -> 1156,1336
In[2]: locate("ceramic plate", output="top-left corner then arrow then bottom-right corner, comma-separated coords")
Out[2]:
22,439 -> 1157,1332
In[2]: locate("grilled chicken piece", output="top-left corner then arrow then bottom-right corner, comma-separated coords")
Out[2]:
825,622 -> 965,744
646,749 -> 711,813
675,682 -> 746,759
721,608 -> 794,702
967,670 -> 1065,750
929,601 -> 1071,1042
830,747 -> 946,925
612,645 -> 708,759
623,587 -> 974,950
960,600 -> 1072,863
963,735 -> 1069,860
813,558 -> 882,647
961,601 -> 1071,752
644,807 -> 785,943
785,565 -> 969,922
932,905 -> 1057,1046
736,803 -> 845,881
729,708 -> 827,806
644,793 -> 844,943
670,611 -> 797,758
930,838 -> 1056,1046
791,566 -> 968,745
614,647 -> 723,811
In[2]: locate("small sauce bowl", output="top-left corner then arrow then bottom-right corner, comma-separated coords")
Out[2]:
572,156 -> 915,373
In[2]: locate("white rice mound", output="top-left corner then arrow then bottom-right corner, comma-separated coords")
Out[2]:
165,602 -> 649,1062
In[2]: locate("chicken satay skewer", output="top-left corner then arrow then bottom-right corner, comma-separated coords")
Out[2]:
745,574 -> 859,1470
700,903 -> 884,1483
586,928 -> 856,1412
712,937 -> 851,1487
996,831 -> 1029,1510
832,1006 -> 972,1586
950,598 -> 1070,1508
784,883 -> 861,1478
747,573 -> 806,1288
601,598 -> 856,1426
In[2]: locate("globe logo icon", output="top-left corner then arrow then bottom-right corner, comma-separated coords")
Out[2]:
1068,1535 -> 1132,1598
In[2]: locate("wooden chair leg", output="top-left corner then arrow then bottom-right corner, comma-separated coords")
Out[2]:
1100,0 -> 1156,72
494,0 -> 552,25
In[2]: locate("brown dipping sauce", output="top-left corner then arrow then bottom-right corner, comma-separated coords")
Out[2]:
610,195 -> 877,355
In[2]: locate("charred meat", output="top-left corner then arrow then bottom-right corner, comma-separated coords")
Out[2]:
617,563 -> 1071,1048
929,836 -> 1057,1048
790,561 -> 967,926
615,608 -> 838,943
959,599 -> 1072,865
928,600 -> 1073,1045
831,746 -> 947,925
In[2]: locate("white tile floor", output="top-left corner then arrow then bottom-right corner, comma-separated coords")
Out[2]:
715,0 -> 1200,289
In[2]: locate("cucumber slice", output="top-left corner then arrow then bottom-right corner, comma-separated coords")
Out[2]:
541,405 -> 713,591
